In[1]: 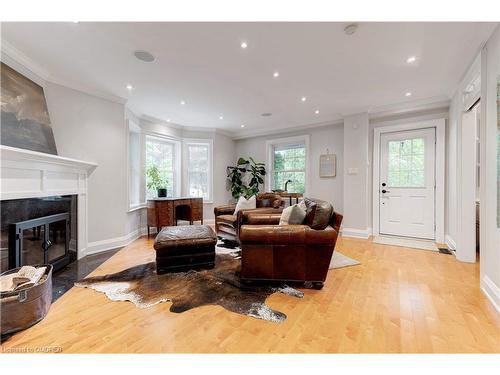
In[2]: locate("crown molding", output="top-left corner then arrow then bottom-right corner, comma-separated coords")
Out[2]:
368,97 -> 450,121
232,97 -> 450,141
232,118 -> 344,140
140,114 -> 184,130
140,114 -> 235,138
341,95 -> 450,118
48,77 -> 127,105
1,38 -> 127,105
1,39 -> 50,80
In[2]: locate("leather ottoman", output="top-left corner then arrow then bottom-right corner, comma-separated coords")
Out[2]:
153,225 -> 217,274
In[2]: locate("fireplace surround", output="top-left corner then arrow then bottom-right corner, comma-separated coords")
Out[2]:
1,195 -> 77,273
0,145 -> 97,271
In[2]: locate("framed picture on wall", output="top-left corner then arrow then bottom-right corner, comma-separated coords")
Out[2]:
319,154 -> 336,178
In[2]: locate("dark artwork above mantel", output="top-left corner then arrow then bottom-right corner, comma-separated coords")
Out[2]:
0,62 -> 58,155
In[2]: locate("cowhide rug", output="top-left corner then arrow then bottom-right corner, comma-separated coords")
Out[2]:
74,252 -> 303,323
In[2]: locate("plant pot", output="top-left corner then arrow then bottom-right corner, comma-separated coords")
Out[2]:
157,188 -> 167,198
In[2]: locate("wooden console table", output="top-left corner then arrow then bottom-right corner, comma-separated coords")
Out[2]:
147,197 -> 203,236
275,192 -> 303,206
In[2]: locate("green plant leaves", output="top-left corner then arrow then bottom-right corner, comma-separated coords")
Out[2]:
146,165 -> 168,190
226,157 -> 266,199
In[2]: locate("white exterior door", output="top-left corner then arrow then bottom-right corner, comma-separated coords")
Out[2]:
379,128 -> 436,239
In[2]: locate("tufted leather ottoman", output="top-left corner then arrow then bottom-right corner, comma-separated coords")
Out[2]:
153,225 -> 217,274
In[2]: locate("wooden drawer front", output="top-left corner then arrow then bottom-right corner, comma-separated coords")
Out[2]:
174,199 -> 190,207
190,198 -> 203,210
191,208 -> 203,221
147,207 -> 157,226
157,201 -> 174,226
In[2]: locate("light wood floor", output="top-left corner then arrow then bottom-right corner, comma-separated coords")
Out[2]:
1,236 -> 499,353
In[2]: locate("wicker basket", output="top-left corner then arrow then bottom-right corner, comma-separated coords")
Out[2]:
1,265 -> 53,336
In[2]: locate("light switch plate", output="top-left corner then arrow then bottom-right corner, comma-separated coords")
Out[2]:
347,167 -> 358,175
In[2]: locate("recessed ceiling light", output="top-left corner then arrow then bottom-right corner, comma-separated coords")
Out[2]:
219,116 -> 224,120
134,50 -> 155,63
240,41 -> 248,49
241,124 -> 246,128
167,119 -> 171,122
273,72 -> 279,78
405,92 -> 412,97
126,84 -> 133,90
315,110 -> 320,114
180,100 -> 186,105
301,96 -> 307,102
406,56 -> 417,64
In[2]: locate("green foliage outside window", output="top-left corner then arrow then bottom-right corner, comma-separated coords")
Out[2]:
272,146 -> 306,194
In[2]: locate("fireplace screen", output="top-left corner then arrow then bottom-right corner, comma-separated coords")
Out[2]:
9,213 -> 71,272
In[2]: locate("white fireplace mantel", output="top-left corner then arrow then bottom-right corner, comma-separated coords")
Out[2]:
1,145 -> 98,259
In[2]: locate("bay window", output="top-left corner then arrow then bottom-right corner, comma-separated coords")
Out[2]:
127,120 -> 145,209
184,139 -> 213,202
127,124 -> 213,209
145,135 -> 180,199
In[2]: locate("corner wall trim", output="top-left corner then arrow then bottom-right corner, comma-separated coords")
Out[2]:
445,235 -> 457,250
481,275 -> 500,313
341,227 -> 372,239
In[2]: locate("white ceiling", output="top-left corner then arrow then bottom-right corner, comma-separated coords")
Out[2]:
1,22 -> 497,136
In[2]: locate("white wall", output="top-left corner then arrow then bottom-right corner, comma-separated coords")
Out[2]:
479,25 -> 500,311
343,113 -> 370,236
45,83 -> 128,245
234,123 -> 344,213
1,51 -> 137,254
446,94 -> 459,249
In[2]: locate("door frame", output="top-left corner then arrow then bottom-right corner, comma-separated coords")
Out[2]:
372,119 -> 446,243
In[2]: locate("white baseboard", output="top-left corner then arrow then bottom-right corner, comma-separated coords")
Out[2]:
84,220 -> 216,257
481,275 -> 500,313
445,235 -> 456,250
85,228 -> 143,256
341,227 -> 372,239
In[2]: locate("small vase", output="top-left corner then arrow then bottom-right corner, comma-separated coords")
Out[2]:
157,188 -> 167,198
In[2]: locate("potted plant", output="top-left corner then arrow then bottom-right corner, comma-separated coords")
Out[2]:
226,157 -> 266,200
226,158 -> 248,200
146,165 -> 169,198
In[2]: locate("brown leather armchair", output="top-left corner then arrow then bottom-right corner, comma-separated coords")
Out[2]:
214,192 -> 284,243
239,200 -> 342,289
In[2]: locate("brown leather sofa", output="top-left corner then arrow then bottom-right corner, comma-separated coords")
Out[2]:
239,198 -> 342,289
214,192 -> 284,243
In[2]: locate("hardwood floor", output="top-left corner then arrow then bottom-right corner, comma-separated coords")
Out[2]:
1,236 -> 499,353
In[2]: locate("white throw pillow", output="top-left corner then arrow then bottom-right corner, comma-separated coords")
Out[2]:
234,195 -> 257,215
279,204 -> 307,225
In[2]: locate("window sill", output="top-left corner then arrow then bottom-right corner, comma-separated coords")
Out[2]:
128,203 -> 147,213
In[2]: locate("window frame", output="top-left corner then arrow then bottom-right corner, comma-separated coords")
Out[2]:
266,135 -> 310,195
127,119 -> 146,211
182,138 -> 214,203
144,133 -> 182,199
